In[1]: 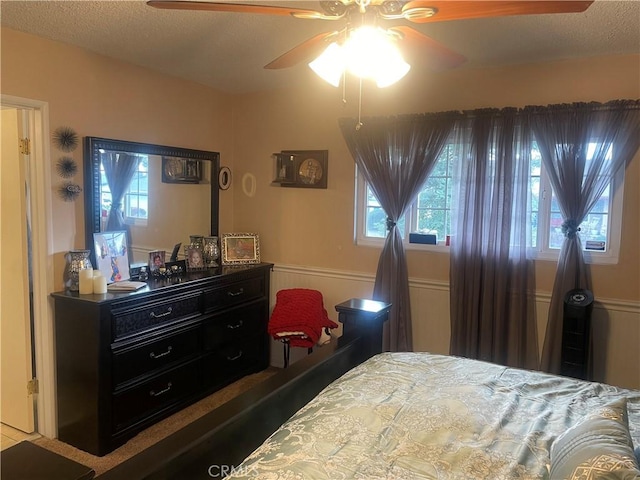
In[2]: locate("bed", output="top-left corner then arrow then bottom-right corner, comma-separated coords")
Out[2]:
223,352 -> 640,479
100,301 -> 640,480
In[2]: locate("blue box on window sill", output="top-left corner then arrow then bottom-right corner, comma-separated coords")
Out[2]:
409,233 -> 437,245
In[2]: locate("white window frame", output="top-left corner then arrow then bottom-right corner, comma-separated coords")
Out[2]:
529,164 -> 624,265
354,166 -> 448,253
354,155 -> 625,265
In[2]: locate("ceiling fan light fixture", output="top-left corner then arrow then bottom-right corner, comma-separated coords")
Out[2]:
309,26 -> 410,88
401,6 -> 438,21
375,56 -> 410,88
344,26 -> 409,86
308,42 -> 345,87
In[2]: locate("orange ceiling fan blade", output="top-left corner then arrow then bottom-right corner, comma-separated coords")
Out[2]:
403,0 -> 593,23
264,31 -> 339,69
146,1 -> 322,17
390,26 -> 466,70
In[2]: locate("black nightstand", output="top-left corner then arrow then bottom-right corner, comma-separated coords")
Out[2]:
335,298 -> 392,356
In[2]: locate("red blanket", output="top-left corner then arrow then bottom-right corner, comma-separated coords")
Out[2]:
268,289 -> 338,348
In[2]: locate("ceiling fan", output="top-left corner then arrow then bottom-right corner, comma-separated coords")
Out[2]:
147,0 -> 594,75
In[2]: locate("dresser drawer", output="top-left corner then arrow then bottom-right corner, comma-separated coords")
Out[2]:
112,325 -> 201,387
112,293 -> 201,340
202,335 -> 267,388
112,361 -> 199,432
203,301 -> 264,350
203,276 -> 264,313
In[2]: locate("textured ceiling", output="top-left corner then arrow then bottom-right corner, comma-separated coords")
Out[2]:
1,0 -> 639,93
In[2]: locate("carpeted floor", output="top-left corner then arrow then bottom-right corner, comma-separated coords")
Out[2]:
34,368 -> 280,477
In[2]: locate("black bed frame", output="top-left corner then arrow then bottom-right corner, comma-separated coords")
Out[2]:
99,298 -> 391,480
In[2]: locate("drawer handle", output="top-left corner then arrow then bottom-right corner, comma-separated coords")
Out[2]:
227,350 -> 243,361
149,382 -> 172,397
150,307 -> 173,319
227,320 -> 243,330
150,346 -> 173,359
227,288 -> 244,297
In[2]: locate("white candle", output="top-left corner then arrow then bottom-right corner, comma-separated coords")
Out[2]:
79,269 -> 94,294
93,274 -> 107,294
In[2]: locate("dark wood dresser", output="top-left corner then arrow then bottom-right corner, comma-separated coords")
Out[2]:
51,263 -> 272,456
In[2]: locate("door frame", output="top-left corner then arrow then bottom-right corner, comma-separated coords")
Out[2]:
1,94 -> 56,438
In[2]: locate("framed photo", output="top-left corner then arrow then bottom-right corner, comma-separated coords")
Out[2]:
148,250 -> 166,273
93,230 -> 130,284
162,156 -> 202,184
184,244 -> 206,271
221,233 -> 260,265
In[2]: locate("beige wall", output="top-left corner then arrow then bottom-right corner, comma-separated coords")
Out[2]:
231,55 -> 640,301
1,28 -> 235,288
1,27 -> 638,367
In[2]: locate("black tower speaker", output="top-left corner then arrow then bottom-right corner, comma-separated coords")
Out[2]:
560,288 -> 594,380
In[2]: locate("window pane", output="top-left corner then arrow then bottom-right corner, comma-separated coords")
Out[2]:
590,186 -> 609,213
366,206 -> 386,238
581,213 -> 608,246
530,211 -> 538,248
430,155 -> 448,176
367,186 -> 381,208
416,209 -> 446,239
549,212 -> 564,249
419,177 -> 447,209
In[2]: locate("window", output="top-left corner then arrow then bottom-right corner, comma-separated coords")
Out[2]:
530,142 -> 623,264
355,142 -> 624,264
356,144 -> 454,249
100,155 -> 149,229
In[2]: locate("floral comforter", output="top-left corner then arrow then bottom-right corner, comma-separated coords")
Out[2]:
224,352 -> 640,479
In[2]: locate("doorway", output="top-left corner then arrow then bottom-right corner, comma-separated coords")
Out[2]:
1,106 -> 36,441
0,95 -> 56,444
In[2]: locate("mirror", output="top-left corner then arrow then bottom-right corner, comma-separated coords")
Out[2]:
84,136 -> 220,266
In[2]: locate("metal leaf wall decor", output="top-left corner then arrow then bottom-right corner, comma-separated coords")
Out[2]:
52,126 -> 78,152
57,182 -> 82,202
56,156 -> 78,178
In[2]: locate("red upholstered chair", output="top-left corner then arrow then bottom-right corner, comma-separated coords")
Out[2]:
268,288 -> 338,367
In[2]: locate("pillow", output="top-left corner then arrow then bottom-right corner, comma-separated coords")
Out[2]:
550,398 -> 640,479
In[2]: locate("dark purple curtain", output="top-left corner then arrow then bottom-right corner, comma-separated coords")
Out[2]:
340,113 -> 458,351
449,108 -> 538,369
102,152 -> 139,232
526,100 -> 640,374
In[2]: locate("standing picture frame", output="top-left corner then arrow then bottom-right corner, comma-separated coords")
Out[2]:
93,230 -> 130,284
184,244 -> 206,271
148,250 -> 166,273
220,233 -> 260,265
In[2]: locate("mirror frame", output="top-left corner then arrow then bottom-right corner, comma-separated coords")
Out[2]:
83,136 -> 220,257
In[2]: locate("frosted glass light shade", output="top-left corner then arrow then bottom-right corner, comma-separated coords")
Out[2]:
374,55 -> 410,88
308,26 -> 410,88
309,42 -> 345,87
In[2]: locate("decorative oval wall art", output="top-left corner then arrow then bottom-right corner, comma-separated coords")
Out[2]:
218,166 -> 232,190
